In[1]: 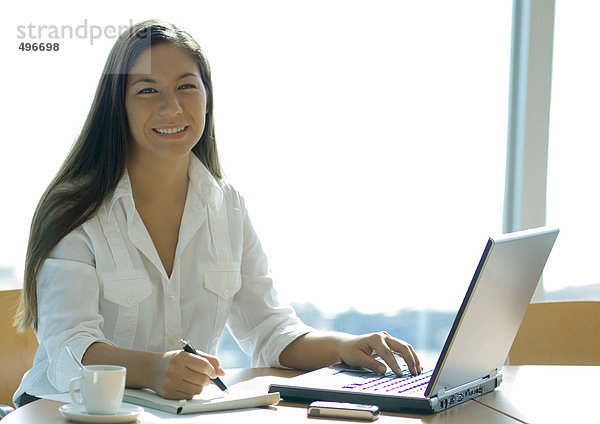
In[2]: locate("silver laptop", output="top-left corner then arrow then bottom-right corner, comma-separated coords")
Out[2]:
269,227 -> 559,413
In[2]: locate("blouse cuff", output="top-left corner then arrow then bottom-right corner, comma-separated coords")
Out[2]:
51,337 -> 118,392
253,323 -> 314,368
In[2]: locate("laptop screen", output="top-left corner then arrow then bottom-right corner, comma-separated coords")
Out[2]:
424,227 -> 559,397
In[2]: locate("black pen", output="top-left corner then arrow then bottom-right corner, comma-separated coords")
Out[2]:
178,339 -> 229,393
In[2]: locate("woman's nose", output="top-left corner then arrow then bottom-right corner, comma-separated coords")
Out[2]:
159,91 -> 183,116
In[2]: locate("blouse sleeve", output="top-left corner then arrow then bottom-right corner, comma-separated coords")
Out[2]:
226,194 -> 313,368
35,227 -> 117,392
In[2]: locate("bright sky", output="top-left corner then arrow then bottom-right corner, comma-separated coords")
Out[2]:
544,1 -> 600,292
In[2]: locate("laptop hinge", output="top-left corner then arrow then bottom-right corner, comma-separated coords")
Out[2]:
487,369 -> 497,379
437,388 -> 446,398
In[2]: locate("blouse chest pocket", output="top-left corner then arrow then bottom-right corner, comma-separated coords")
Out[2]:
102,271 -> 153,306
101,270 -> 152,349
204,269 -> 242,299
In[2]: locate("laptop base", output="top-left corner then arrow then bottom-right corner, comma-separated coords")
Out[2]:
269,366 -> 503,413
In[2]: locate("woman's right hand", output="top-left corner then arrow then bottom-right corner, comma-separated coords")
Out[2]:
150,349 -> 226,399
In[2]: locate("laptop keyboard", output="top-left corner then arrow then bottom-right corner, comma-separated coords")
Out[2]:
341,370 -> 433,395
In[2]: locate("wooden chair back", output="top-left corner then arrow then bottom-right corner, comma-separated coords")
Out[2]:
508,301 -> 600,365
0,289 -> 38,407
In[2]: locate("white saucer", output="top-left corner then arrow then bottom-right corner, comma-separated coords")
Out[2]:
58,403 -> 143,423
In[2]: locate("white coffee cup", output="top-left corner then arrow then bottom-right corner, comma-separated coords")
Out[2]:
69,365 -> 126,415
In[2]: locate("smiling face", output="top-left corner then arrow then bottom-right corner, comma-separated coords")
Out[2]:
125,42 -> 208,164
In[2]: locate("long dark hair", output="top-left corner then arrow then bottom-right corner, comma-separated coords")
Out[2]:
16,20 -> 221,332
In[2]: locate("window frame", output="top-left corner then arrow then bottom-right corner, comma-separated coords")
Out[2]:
503,0 -> 555,301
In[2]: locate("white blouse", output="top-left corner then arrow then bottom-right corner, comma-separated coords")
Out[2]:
15,155 -> 312,402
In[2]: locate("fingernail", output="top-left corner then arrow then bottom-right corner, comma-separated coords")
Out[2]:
377,365 -> 386,373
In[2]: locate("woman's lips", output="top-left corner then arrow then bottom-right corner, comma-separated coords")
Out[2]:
152,125 -> 189,139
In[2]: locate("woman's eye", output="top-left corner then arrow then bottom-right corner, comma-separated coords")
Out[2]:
179,83 -> 196,90
138,87 -> 157,94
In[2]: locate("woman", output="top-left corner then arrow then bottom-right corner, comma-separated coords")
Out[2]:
14,19 -> 421,406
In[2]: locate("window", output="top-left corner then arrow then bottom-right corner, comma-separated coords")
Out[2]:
215,1 -> 512,364
3,1 -> 512,367
544,1 -> 600,300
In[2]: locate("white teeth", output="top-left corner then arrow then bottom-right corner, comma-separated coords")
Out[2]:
154,126 -> 186,134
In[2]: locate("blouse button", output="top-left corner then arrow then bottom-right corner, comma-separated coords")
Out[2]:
168,295 -> 175,301
128,297 -> 134,304
223,289 -> 230,297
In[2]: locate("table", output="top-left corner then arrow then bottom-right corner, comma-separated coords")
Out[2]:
3,366 -> 597,423
475,365 -> 597,423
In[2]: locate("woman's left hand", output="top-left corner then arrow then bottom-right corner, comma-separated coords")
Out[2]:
337,331 -> 423,376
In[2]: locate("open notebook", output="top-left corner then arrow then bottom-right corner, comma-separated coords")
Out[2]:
123,381 -> 280,414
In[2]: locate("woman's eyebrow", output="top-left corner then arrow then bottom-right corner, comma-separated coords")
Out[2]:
130,73 -> 200,86
130,77 -> 156,86
177,72 -> 201,80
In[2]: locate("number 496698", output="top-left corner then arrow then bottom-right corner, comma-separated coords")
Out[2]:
19,42 -> 60,51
